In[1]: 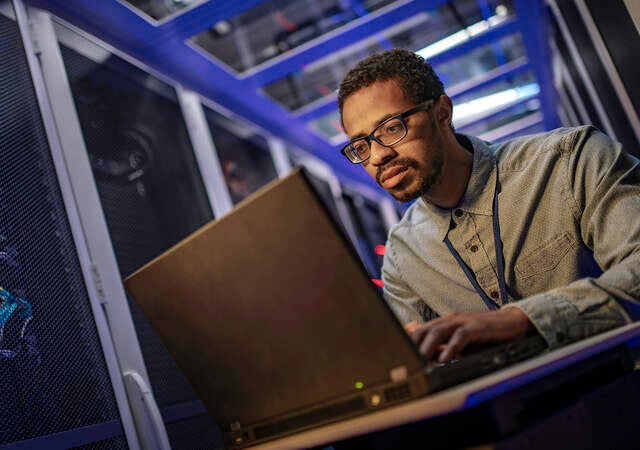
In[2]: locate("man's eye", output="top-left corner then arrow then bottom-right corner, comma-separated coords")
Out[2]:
384,122 -> 403,134
353,142 -> 369,155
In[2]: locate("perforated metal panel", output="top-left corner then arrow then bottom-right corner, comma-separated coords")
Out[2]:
57,39 -> 213,277
203,106 -> 278,205
71,436 -> 129,450
0,2 -> 126,447
54,21 -> 224,449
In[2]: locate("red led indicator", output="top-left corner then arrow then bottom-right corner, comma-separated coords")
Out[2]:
371,278 -> 384,288
374,245 -> 386,256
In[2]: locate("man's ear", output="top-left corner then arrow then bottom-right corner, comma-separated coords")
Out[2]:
434,95 -> 453,126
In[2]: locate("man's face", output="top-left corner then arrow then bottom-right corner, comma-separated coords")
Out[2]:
341,80 -> 445,202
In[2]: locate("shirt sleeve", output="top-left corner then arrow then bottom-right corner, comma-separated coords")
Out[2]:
504,128 -> 640,348
382,238 -> 438,324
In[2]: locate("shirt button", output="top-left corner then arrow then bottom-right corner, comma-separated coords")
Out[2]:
490,290 -> 500,299
470,245 -> 479,253
454,209 -> 464,218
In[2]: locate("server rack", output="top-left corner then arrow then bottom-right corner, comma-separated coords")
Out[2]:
1,0 -> 140,448
29,7 -> 225,449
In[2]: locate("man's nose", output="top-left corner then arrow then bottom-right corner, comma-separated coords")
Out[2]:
369,140 -> 396,166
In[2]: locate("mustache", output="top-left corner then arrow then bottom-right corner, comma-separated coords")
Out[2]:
376,158 -> 418,185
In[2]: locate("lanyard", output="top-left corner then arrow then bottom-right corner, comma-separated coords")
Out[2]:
443,168 -> 508,310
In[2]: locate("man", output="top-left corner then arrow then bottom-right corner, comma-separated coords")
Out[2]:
338,49 -> 640,363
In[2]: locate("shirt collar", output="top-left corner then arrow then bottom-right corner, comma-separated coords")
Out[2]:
420,133 -> 497,241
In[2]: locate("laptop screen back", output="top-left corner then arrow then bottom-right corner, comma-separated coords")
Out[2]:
124,169 -> 424,429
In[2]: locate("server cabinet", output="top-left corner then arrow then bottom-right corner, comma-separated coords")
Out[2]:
49,19 -> 228,450
0,1 -> 138,448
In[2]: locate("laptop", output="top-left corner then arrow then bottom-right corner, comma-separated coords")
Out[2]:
124,168 -> 547,448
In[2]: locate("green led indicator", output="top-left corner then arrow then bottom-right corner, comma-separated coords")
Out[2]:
355,381 -> 364,389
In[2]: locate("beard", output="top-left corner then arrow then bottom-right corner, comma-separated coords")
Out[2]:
377,146 -> 444,203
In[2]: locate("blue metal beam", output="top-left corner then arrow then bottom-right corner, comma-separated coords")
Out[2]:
241,0 -> 451,86
478,0 -> 507,66
297,57 -> 531,125
513,0 -> 561,130
296,97 -> 339,123
157,0 -> 268,41
449,57 -> 531,101
290,17 -> 522,127
27,0 -> 270,47
27,0 -> 159,48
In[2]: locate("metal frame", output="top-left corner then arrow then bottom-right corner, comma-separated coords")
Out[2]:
478,111 -> 544,142
237,0 -> 450,85
13,0 -> 142,448
555,83 -> 580,128
295,97 -> 339,124
50,13 -> 186,97
25,6 -> 170,449
378,198 -> 400,233
24,0 -> 565,190
112,0 -> 210,27
551,39 -> 592,125
513,0 -> 560,130
177,85 -> 235,217
153,0 -> 268,39
43,11 -> 303,441
448,57 -> 530,100
296,18 -> 525,126
546,0 -> 617,139
427,17 -> 520,67
267,136 -> 294,178
27,0 -> 374,189
573,0 -> 640,143
456,93 -> 540,132
551,45 -> 581,127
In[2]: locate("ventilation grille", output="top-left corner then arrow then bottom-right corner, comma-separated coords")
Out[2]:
0,8 -> 124,446
58,35 -> 215,409
252,396 -> 367,440
384,383 -> 411,403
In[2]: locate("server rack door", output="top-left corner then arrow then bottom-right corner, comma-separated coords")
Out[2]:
0,1 -> 135,448
202,105 -> 279,206
48,20 -> 227,450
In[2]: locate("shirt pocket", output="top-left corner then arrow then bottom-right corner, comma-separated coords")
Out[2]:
514,231 -> 578,290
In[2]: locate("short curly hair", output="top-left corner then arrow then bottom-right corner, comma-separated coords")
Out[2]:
338,49 -> 444,124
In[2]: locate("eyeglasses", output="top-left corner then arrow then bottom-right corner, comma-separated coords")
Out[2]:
341,100 -> 435,164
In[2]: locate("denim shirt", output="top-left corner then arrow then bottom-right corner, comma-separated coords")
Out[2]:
382,126 -> 640,348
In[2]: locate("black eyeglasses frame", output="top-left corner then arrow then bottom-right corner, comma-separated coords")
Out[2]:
340,99 -> 435,164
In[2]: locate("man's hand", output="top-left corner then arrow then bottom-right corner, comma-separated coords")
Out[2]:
404,308 -> 532,363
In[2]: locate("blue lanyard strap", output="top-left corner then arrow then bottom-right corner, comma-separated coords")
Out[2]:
444,166 -> 508,310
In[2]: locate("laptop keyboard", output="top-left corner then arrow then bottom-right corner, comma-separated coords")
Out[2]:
425,334 -> 549,392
